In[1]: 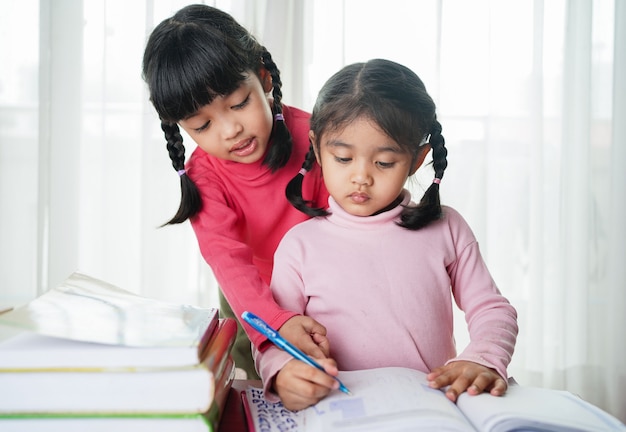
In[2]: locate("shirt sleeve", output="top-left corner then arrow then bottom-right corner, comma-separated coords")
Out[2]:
445,208 -> 518,379
189,169 -> 297,349
253,230 -> 308,397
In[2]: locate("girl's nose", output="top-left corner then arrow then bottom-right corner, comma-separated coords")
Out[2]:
222,117 -> 243,140
351,163 -> 372,186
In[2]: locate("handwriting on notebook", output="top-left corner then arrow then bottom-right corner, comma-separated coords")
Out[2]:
246,387 -> 302,431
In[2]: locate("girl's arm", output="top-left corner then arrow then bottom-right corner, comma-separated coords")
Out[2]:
429,207 -> 518,400
189,175 -> 327,355
448,237 -> 518,380
253,228 -> 329,402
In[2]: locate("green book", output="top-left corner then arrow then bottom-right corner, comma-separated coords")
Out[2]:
0,356 -> 236,432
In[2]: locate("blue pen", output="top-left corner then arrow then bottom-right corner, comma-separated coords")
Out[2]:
242,311 -> 351,395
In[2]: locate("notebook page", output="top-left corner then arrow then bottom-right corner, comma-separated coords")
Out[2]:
303,367 -> 475,431
457,383 -> 626,432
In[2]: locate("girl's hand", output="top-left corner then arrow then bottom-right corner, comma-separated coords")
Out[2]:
274,358 -> 339,411
279,315 -> 330,358
427,360 -> 507,402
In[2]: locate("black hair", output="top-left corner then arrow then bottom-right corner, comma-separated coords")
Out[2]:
142,4 -> 292,225
286,58 -> 448,230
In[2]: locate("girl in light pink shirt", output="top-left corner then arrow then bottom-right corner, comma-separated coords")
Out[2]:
254,59 -> 518,411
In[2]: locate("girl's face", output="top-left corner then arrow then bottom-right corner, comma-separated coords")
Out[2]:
178,72 -> 273,163
313,117 -> 424,217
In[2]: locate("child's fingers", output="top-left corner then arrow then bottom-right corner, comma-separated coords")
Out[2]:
427,366 -> 456,389
311,332 -> 331,357
299,336 -> 328,359
275,360 -> 337,410
427,361 -> 508,402
298,316 -> 328,337
278,359 -> 338,391
279,316 -> 329,358
488,377 -> 508,396
315,357 -> 339,376
444,374 -> 472,402
300,317 -> 330,358
465,371 -> 506,396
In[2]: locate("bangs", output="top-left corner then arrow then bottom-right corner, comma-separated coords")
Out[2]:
145,24 -> 253,122
314,95 -> 423,152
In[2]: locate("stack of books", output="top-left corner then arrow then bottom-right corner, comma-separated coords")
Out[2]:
0,272 -> 238,431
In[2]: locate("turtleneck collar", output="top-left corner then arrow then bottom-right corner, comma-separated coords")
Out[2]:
219,151 -> 271,182
326,189 -> 413,230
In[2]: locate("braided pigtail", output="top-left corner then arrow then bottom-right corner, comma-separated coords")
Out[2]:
261,50 -> 292,171
285,143 -> 329,217
286,143 -> 329,217
161,121 -> 202,226
399,119 -> 448,230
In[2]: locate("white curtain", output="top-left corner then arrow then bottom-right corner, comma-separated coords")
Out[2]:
0,0 -> 624,421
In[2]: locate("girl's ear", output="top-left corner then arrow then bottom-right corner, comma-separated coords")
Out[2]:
309,131 -> 322,165
409,144 -> 431,176
259,68 -> 273,93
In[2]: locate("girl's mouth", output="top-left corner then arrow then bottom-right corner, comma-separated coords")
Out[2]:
349,192 -> 370,204
230,138 -> 257,157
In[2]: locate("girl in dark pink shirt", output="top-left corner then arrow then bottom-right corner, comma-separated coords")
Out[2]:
142,4 -> 330,379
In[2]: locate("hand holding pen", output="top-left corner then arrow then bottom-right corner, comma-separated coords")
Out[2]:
242,311 -> 351,397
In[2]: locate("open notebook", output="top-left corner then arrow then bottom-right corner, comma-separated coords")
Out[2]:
242,367 -> 626,432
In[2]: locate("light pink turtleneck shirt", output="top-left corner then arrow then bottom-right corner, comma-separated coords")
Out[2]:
254,190 -> 518,400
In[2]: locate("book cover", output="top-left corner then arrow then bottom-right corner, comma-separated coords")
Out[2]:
0,272 -> 219,369
202,317 -> 238,372
0,361 -> 217,414
205,355 -> 237,431
0,271 -> 219,346
0,414 -> 216,432
242,367 -> 626,432
0,331 -> 216,370
0,356 -> 237,432
0,319 -> 239,414
0,412 -> 215,432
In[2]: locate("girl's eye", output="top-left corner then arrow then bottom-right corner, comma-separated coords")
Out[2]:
232,95 -> 250,110
376,161 -> 396,168
334,156 -> 352,164
194,122 -> 210,133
